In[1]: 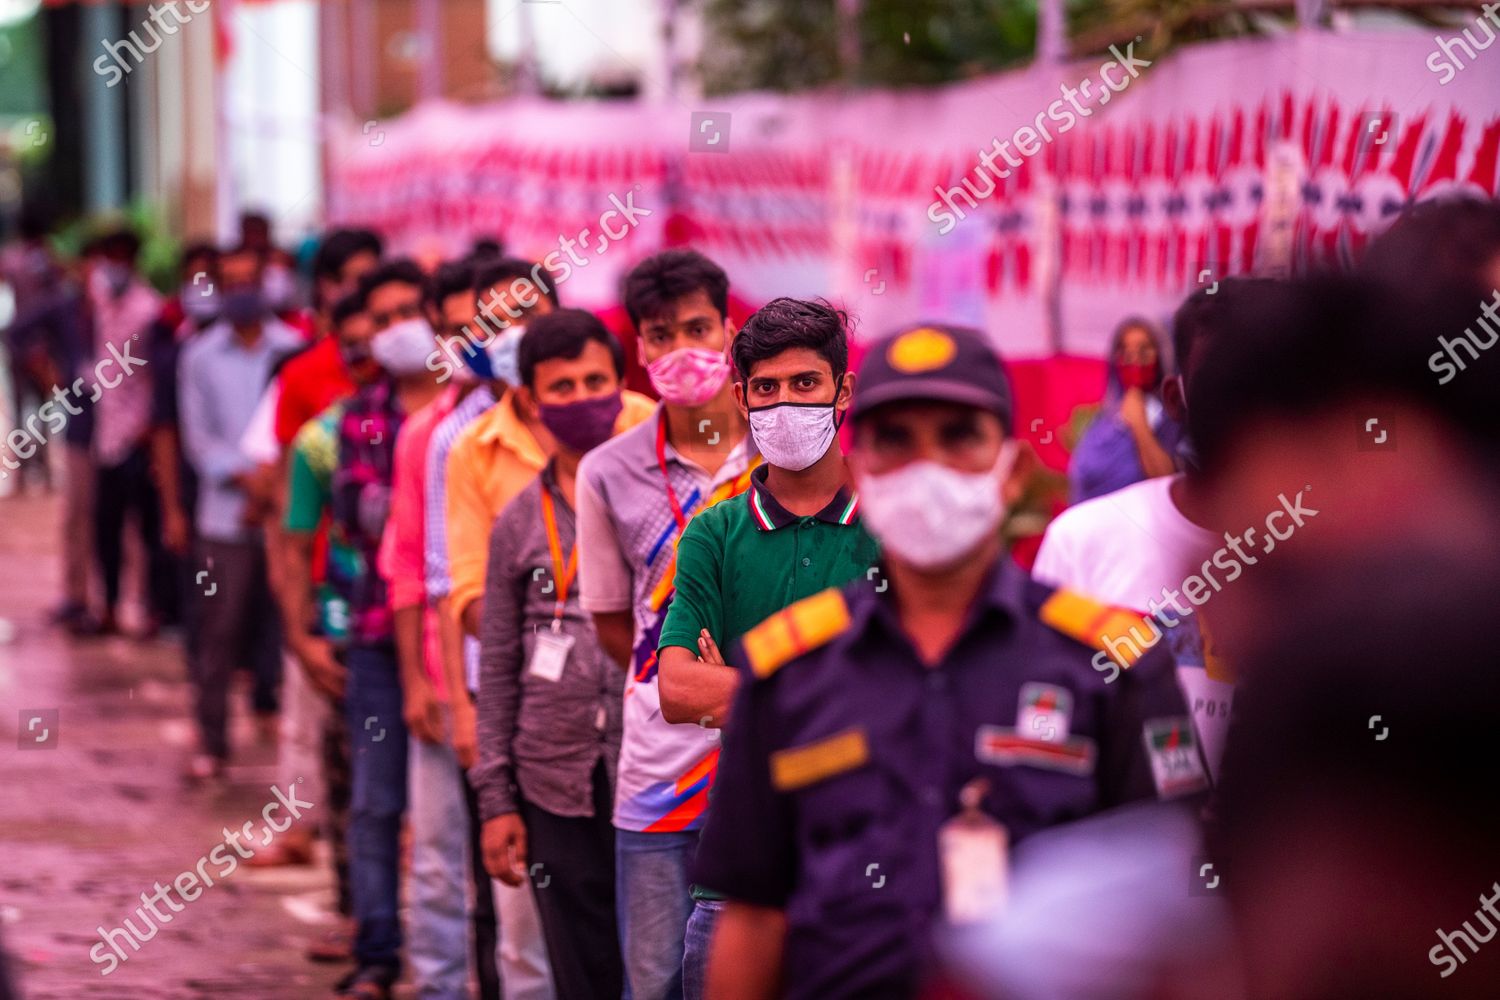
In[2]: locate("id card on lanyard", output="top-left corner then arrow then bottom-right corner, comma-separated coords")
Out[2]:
530,486 -> 578,683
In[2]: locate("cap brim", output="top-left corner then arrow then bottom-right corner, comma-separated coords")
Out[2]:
850,377 -> 1010,421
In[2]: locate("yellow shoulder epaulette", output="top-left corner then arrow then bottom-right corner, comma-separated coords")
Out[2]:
1038,588 -> 1155,669
742,588 -> 851,680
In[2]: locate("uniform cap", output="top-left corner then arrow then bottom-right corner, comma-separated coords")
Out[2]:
851,324 -> 1012,427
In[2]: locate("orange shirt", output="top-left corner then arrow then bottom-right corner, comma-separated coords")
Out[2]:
444,388 -> 656,620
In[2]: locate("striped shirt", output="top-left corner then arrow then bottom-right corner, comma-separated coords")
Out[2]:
576,407 -> 760,833
423,384 -> 496,692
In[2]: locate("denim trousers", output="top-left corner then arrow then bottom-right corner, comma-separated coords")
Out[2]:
615,828 -> 699,1000
343,644 -> 408,974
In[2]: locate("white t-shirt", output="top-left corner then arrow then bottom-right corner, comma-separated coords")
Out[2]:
1034,475 -> 1234,780
239,379 -> 283,466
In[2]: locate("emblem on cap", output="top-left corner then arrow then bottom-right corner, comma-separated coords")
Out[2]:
887,327 -> 956,373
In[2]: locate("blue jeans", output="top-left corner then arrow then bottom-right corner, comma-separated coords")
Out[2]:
344,645 -> 409,974
681,898 -> 724,1000
408,734 -> 471,999
615,829 -> 699,1000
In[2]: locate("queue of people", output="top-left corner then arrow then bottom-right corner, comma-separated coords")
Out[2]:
4,194 -> 1499,999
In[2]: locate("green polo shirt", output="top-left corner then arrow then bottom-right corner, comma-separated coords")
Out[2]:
658,464 -> 880,662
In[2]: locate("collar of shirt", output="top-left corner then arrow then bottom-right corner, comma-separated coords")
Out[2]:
744,463 -> 859,532
473,387 -> 546,467
637,406 -> 757,479
851,554 -> 1029,662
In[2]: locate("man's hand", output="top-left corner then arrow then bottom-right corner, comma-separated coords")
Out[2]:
481,813 -> 528,886
162,505 -> 191,555
1118,387 -> 1149,431
292,635 -> 347,699
697,628 -> 725,665
404,679 -> 444,745
450,697 -> 478,770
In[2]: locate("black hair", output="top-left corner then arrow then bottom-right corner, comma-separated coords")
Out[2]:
357,258 -> 425,301
518,308 -> 625,389
18,201 -> 53,241
180,241 -> 218,270
474,257 -> 561,309
623,249 -> 729,327
426,260 -> 475,311
331,290 -> 367,330
732,297 -> 849,382
470,237 -> 505,261
1186,273 -> 1500,475
1360,196 -> 1500,296
312,228 -> 384,284
98,227 -> 142,261
1170,276 -> 1281,378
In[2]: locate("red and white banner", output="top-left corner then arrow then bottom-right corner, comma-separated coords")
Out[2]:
330,30 -> 1500,360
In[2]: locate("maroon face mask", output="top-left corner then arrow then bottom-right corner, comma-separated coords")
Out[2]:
538,393 -> 624,454
1116,361 -> 1158,391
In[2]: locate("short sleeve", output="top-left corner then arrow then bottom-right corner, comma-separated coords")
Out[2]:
284,437 -> 328,534
576,459 -> 633,614
690,672 -> 797,908
1031,515 -> 1076,589
657,510 -> 724,654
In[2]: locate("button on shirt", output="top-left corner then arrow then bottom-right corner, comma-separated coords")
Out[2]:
178,319 -> 302,540
472,465 -> 623,821
693,560 -> 1191,998
658,463 -> 880,662
576,407 -> 759,833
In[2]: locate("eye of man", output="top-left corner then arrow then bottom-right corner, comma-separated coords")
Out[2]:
585,373 -> 609,390
939,415 -> 984,448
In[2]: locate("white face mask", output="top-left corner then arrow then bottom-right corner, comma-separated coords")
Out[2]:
858,442 -> 1018,571
748,402 -> 839,472
486,324 -> 526,386
370,317 -> 438,377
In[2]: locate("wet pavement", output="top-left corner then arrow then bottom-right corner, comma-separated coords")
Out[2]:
1,492 -> 350,999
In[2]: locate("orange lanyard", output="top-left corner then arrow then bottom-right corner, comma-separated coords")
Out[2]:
539,486 -> 578,629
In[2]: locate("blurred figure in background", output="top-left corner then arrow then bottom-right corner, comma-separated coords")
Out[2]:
86,227 -> 167,637
280,291 -> 381,965
147,242 -> 220,633
177,243 -> 302,779
1067,317 -> 1180,504
1034,280 -> 1280,782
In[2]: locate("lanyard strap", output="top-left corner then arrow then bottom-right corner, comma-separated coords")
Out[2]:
655,416 -> 689,531
539,486 -> 578,626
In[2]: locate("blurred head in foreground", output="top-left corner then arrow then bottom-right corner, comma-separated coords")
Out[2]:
1213,546 -> 1500,997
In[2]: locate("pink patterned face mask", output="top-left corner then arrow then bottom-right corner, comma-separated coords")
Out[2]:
645,347 -> 731,406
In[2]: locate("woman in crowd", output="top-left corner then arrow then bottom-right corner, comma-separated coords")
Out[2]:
1067,316 -> 1180,504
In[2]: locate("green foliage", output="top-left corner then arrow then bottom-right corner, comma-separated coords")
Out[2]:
698,0 -> 1039,95
51,200 -> 180,294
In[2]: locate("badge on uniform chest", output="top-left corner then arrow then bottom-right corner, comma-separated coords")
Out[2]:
1141,716 -> 1209,798
972,683 -> 1095,775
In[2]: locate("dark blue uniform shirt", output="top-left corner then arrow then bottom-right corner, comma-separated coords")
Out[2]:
694,557 -> 1197,998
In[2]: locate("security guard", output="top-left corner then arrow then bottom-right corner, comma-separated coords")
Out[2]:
694,325 -> 1204,999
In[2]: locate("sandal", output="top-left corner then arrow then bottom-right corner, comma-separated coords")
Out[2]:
333,966 -> 396,999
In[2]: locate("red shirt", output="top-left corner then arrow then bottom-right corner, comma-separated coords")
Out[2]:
275,336 -> 354,447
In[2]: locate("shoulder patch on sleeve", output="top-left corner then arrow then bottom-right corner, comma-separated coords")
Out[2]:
1038,588 -> 1155,669
770,727 -> 869,792
743,588 -> 851,680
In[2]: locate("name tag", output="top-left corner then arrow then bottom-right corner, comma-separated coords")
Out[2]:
528,629 -> 574,683
939,810 -> 1009,925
